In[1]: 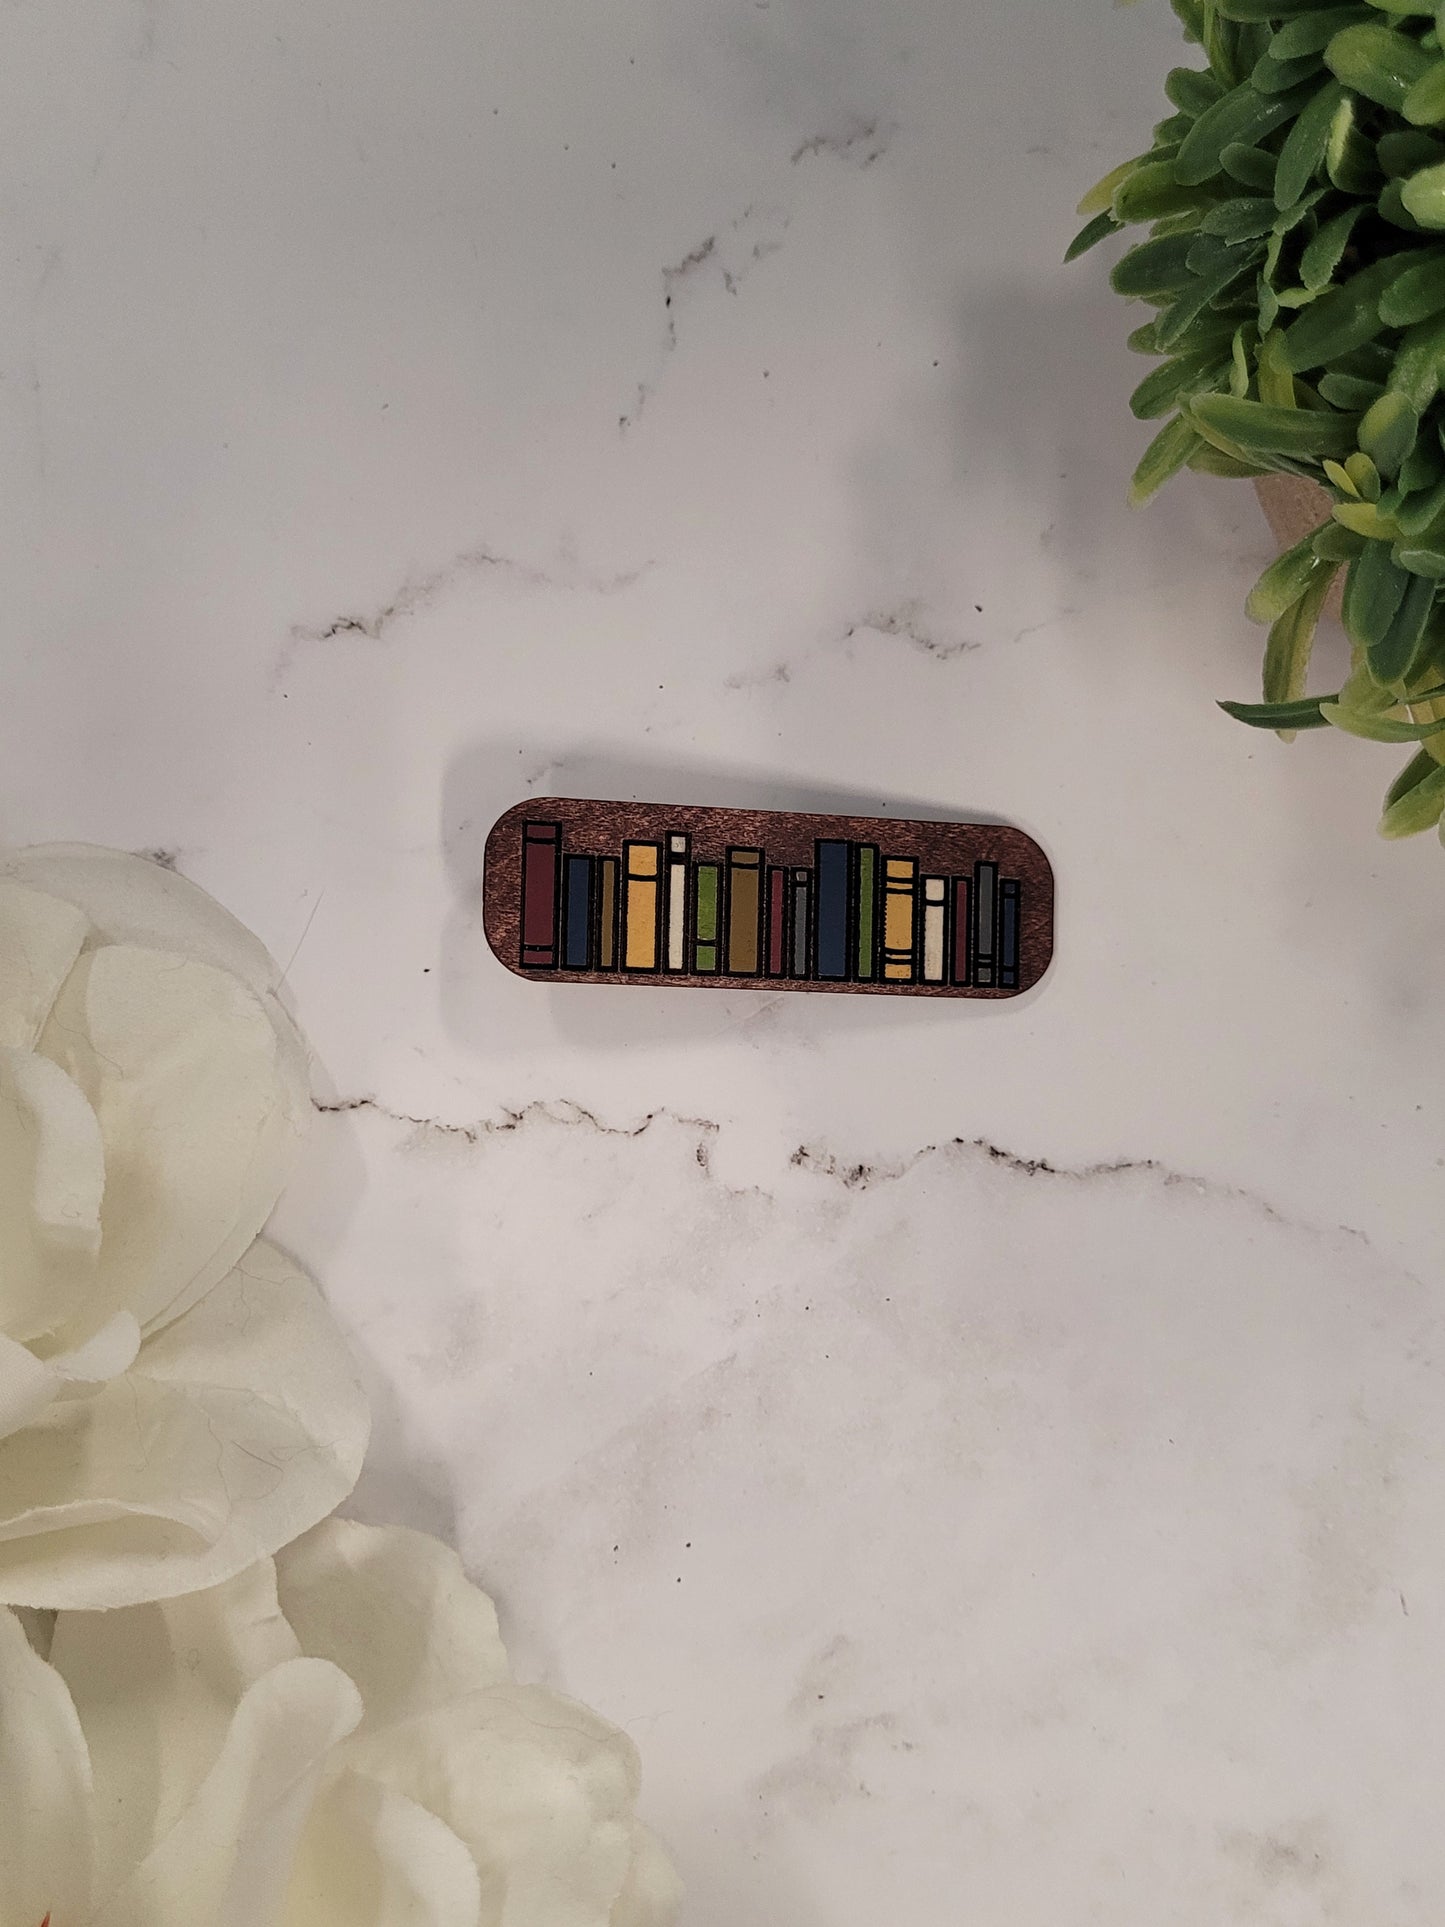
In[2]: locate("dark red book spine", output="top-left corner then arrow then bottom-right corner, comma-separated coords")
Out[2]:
951,877 -> 971,986
521,822 -> 561,968
767,864 -> 787,975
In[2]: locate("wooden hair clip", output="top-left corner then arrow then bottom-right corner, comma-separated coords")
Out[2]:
484,798 -> 1053,998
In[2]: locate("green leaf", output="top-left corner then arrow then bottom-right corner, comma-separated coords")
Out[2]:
1281,250 -> 1413,369
1394,542 -> 1445,573
1079,158 -> 1140,218
1247,530 -> 1333,624
1114,162 -> 1218,223
1314,522 -> 1369,560
1177,81 -> 1305,186
1401,158 -> 1445,225
1347,450 -> 1385,499
1360,391 -> 1422,475
1380,753 -> 1445,832
1396,474 -> 1445,533
1387,309 -> 1445,408
1275,78 -> 1347,207
1404,55 -> 1445,122
1378,128 -> 1445,176
1378,250 -> 1445,323
1223,143 -> 1280,189
1300,205 -> 1365,288
1321,700 -> 1445,739
1320,370 -> 1387,406
1371,557 -> 1437,681
1065,211 -> 1122,264
1325,23 -> 1433,111
1275,9 -> 1384,60
1171,0 -> 1207,38
1254,50 -> 1327,95
1400,435 -> 1445,490
1256,327 -> 1297,405
1199,195 -> 1283,240
1263,569 -> 1340,735
1327,92 -> 1383,191
1190,393 -> 1362,458
1218,695 -> 1335,728
1343,538 -> 1410,652
1187,442 -> 1268,476
1166,66 -> 1228,115
1130,350 -> 1230,419
1335,499 -> 1405,536
1129,414 -> 1205,505
1380,177 -> 1429,230
1385,744 -> 1444,811
1151,250 -> 1260,350
1220,0 -> 1347,17
1111,232 -> 1198,298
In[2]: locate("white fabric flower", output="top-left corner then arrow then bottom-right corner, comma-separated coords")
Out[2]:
1,1518 -> 682,1927
0,846 -> 368,1609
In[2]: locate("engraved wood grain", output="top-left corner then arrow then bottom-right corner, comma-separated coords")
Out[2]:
483,797 -> 1054,998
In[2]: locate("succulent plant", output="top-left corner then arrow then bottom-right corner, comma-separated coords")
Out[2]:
1075,0 -> 1445,841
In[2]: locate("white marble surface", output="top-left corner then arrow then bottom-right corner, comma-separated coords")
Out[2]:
7,0 -> 1445,1919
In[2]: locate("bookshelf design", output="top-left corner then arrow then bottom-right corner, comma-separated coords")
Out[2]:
489,799 -> 1053,998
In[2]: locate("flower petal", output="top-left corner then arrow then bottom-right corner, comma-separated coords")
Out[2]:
0,844 -> 286,1001
90,1657 -> 362,1927
0,1046 -> 104,1345
611,1825 -> 684,1927
276,1520 -> 511,1739
0,877 -> 88,1049
284,1769 -> 482,1927
0,1606 -> 94,1926
0,1241 -> 368,1609
38,945 -> 310,1337
0,1331 -> 61,1443
46,1311 -> 143,1391
344,1684 -> 658,1927
48,1560 -> 300,1894
0,1314 -> 139,1446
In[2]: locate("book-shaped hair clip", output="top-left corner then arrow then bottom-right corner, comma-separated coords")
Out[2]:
483,799 -> 1053,998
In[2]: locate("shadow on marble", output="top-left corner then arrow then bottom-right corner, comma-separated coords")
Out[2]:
437,737 -> 1057,1058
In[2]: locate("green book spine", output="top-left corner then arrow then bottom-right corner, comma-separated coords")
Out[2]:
854,844 -> 878,980
693,862 -> 720,972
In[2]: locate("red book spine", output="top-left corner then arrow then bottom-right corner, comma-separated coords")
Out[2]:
951,877 -> 971,986
767,865 -> 787,975
521,823 -> 561,968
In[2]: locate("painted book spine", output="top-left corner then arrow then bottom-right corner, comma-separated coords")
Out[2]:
951,877 -> 971,986
790,868 -> 811,978
921,876 -> 947,984
597,857 -> 619,971
767,865 -> 787,977
999,878 -> 1021,989
853,844 -> 878,981
564,855 -> 594,970
883,858 -> 917,981
693,862 -> 720,972
973,860 -> 998,988
666,833 -> 689,973
815,840 -> 850,980
726,848 -> 763,975
521,822 -> 561,969
623,841 -> 661,971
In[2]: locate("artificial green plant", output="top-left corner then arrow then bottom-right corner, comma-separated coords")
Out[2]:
1075,0 -> 1445,839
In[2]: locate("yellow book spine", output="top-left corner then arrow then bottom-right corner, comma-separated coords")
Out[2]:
883,857 -> 916,980
623,842 -> 659,970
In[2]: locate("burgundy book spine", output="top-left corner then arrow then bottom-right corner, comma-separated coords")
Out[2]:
521,822 -> 561,968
